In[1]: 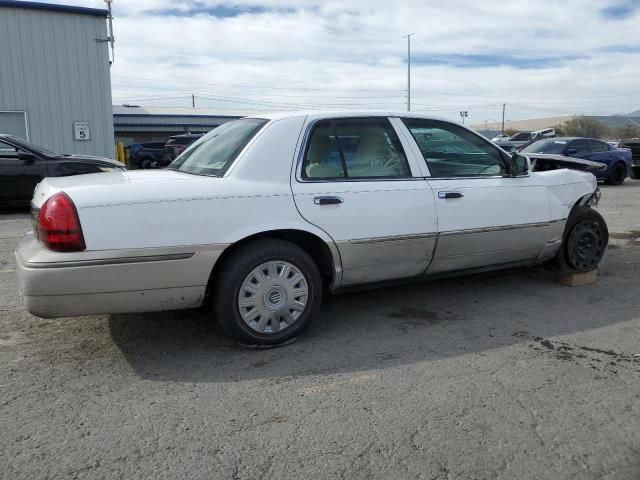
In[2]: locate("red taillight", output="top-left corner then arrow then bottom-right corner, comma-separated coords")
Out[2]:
37,192 -> 86,252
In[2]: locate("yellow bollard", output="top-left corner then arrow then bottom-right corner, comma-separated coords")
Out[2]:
116,142 -> 125,165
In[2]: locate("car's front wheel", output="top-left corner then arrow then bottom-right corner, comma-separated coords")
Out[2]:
212,238 -> 322,346
551,206 -> 608,274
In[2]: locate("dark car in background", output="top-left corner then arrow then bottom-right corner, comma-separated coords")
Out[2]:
129,142 -> 166,169
619,139 -> 640,179
522,137 -> 632,185
163,133 -> 203,163
0,134 -> 125,206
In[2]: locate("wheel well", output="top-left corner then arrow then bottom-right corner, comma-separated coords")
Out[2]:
204,229 -> 337,303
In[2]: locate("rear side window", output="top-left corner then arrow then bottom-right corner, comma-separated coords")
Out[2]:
170,118 -> 268,176
570,140 -> 588,154
402,118 -> 507,177
302,118 -> 410,180
588,140 -> 607,152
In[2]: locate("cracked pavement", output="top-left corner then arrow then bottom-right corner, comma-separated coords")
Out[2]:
1,182 -> 639,479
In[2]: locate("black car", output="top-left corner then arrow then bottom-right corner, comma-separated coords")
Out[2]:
129,142 -> 166,169
0,134 -> 125,207
619,139 -> 640,179
163,133 -> 204,163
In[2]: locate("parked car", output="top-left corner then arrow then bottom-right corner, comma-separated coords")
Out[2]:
503,128 -> 556,150
0,134 -> 125,207
497,143 -> 518,154
129,142 -> 166,169
491,134 -> 510,142
16,112 -> 607,346
163,133 -> 204,163
618,139 -> 640,179
522,137 -> 632,185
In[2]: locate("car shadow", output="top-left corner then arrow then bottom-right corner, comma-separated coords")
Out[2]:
108,245 -> 639,384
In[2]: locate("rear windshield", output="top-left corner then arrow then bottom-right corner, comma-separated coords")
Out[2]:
522,140 -> 567,154
169,118 -> 268,176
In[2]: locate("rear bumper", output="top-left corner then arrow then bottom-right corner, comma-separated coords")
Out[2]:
15,233 -> 227,318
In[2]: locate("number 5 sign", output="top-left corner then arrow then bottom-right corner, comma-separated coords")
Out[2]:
74,121 -> 91,141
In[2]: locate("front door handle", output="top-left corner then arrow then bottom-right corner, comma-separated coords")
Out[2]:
314,195 -> 344,205
438,191 -> 464,199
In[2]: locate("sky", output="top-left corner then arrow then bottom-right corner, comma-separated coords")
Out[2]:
44,0 -> 640,125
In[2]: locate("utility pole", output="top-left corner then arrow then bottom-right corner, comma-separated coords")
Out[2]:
501,103 -> 506,133
406,33 -> 414,111
192,93 -> 195,108
459,110 -> 468,124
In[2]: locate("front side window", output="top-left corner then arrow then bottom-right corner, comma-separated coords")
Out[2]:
302,118 -> 410,180
170,118 -> 268,176
402,119 -> 507,177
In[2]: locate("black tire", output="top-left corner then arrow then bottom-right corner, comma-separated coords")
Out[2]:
631,166 -> 640,180
140,157 -> 155,169
551,206 -> 608,274
604,162 -> 626,185
211,238 -> 322,346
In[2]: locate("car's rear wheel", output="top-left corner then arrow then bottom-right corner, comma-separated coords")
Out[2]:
551,206 -> 608,274
605,162 -> 626,185
631,166 -> 640,180
212,238 -> 322,346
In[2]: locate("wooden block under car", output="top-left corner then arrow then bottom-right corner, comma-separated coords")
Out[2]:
558,269 -> 598,287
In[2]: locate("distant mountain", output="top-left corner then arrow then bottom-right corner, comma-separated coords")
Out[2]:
627,110 -> 640,116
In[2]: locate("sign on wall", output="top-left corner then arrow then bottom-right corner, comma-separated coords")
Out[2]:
73,121 -> 91,141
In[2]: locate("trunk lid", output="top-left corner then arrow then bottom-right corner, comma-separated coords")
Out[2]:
31,170 -> 218,208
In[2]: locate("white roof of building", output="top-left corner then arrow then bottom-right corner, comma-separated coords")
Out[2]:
112,105 -> 258,117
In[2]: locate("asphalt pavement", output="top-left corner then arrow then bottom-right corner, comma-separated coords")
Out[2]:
1,182 -> 639,479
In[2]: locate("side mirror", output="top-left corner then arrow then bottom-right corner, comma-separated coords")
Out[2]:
565,148 -> 578,155
510,153 -> 529,176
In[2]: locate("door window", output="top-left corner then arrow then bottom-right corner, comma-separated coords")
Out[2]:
402,119 -> 507,177
587,140 -> 607,152
570,140 -> 588,154
302,118 -> 410,180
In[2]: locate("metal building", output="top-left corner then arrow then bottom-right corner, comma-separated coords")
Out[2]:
0,0 -> 114,157
113,105 -> 251,146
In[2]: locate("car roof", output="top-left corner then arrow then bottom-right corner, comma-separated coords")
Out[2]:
247,110 -> 466,124
543,137 -> 607,142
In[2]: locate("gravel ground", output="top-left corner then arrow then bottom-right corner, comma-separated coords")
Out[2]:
1,182 -> 639,480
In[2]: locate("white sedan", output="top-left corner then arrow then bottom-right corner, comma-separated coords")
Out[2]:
16,111 -> 608,345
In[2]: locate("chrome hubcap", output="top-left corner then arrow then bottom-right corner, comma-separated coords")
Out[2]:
238,261 -> 308,334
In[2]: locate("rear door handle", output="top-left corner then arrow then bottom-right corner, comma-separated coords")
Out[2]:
314,195 -> 344,205
438,191 -> 464,199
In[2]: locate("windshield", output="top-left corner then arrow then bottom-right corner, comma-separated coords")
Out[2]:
522,139 -> 568,154
1,135 -> 56,156
169,118 -> 268,176
510,132 -> 531,141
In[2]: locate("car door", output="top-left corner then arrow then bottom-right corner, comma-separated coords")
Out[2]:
587,139 -> 612,162
291,116 -> 437,286
0,139 -> 48,205
399,118 -> 553,273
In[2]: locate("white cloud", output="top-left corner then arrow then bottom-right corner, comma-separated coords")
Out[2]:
44,0 -> 640,123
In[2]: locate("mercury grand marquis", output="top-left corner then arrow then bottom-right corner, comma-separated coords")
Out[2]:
15,111 -> 608,345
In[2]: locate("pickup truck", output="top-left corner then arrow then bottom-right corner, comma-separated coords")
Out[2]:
129,142 -> 166,169
619,139 -> 640,179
